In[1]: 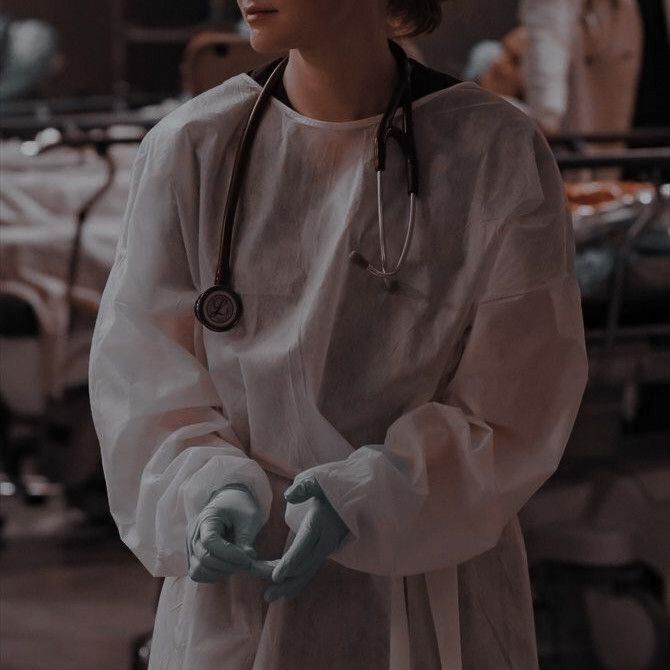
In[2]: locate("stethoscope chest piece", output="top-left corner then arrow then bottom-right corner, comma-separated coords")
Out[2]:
194,285 -> 243,332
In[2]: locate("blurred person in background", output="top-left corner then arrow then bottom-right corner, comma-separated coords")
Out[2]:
0,15 -> 61,102
462,26 -> 530,114
518,0 -> 643,137
466,0 -> 647,139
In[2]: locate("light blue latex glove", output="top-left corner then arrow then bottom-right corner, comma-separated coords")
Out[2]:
264,477 -> 349,602
187,483 -> 272,583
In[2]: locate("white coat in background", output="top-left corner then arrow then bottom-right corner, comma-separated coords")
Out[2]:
519,0 -> 643,135
89,73 -> 588,669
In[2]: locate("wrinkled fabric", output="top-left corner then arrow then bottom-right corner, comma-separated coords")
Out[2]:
89,73 -> 588,669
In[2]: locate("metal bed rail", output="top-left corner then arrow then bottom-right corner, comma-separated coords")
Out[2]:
24,131 -> 147,336
0,109 -> 163,140
555,145 -> 670,388
550,127 -> 670,151
0,91 -> 169,118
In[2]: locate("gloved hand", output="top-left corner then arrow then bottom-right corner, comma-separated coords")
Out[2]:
264,476 -> 349,602
187,483 -> 270,583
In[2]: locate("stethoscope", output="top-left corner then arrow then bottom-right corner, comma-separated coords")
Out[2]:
195,40 -> 419,332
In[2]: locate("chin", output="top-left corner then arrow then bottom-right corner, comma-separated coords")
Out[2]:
248,36 -> 282,54
247,28 -> 294,55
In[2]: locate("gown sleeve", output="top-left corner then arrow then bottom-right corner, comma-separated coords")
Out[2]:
88,127 -> 273,577
284,121 -> 589,576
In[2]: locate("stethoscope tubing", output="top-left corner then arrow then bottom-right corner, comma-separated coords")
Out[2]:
371,172 -> 417,280
214,56 -> 289,286
196,40 -> 420,331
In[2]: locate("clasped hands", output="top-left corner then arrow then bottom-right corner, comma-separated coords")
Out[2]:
186,478 -> 349,602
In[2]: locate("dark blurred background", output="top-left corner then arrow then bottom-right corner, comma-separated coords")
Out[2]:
1,1 -> 669,669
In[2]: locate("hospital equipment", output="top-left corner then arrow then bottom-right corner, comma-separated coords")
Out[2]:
1,125 -> 143,511
523,141 -> 670,669
194,40 -> 420,332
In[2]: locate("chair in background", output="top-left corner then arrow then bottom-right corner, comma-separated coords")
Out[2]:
180,31 -> 284,96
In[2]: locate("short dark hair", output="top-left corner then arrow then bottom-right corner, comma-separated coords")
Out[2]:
387,0 -> 444,37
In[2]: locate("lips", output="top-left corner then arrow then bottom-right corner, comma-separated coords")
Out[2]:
245,5 -> 277,16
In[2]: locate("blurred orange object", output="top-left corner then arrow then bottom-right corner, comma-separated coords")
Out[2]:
565,180 -> 655,216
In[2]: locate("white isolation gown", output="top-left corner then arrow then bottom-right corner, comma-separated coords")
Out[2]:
89,73 -> 588,669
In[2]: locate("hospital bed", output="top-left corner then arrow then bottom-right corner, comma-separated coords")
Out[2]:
0,31 -> 273,514
0,124 -> 144,512
522,142 -> 670,669
0,92 -> 173,141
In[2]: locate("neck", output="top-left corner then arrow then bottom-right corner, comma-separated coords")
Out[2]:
283,32 -> 399,123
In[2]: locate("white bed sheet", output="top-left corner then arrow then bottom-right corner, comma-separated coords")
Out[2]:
0,140 -> 137,401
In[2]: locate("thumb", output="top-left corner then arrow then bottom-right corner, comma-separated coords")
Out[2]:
284,478 -> 322,504
233,514 -> 263,552
240,544 -> 257,559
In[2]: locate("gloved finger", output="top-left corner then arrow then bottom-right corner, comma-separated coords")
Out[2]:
195,515 -> 229,545
241,545 -> 258,559
188,561 -> 226,583
192,538 -> 240,575
249,559 -> 279,580
264,562 -> 322,602
232,513 -> 264,556
272,517 -> 335,583
203,535 -> 254,569
271,512 -> 321,582
284,478 -> 323,504
200,520 -> 253,568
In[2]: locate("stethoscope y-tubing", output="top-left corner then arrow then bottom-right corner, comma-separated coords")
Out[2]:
216,41 -> 417,288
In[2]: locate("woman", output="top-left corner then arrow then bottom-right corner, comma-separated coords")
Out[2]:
89,0 -> 588,668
